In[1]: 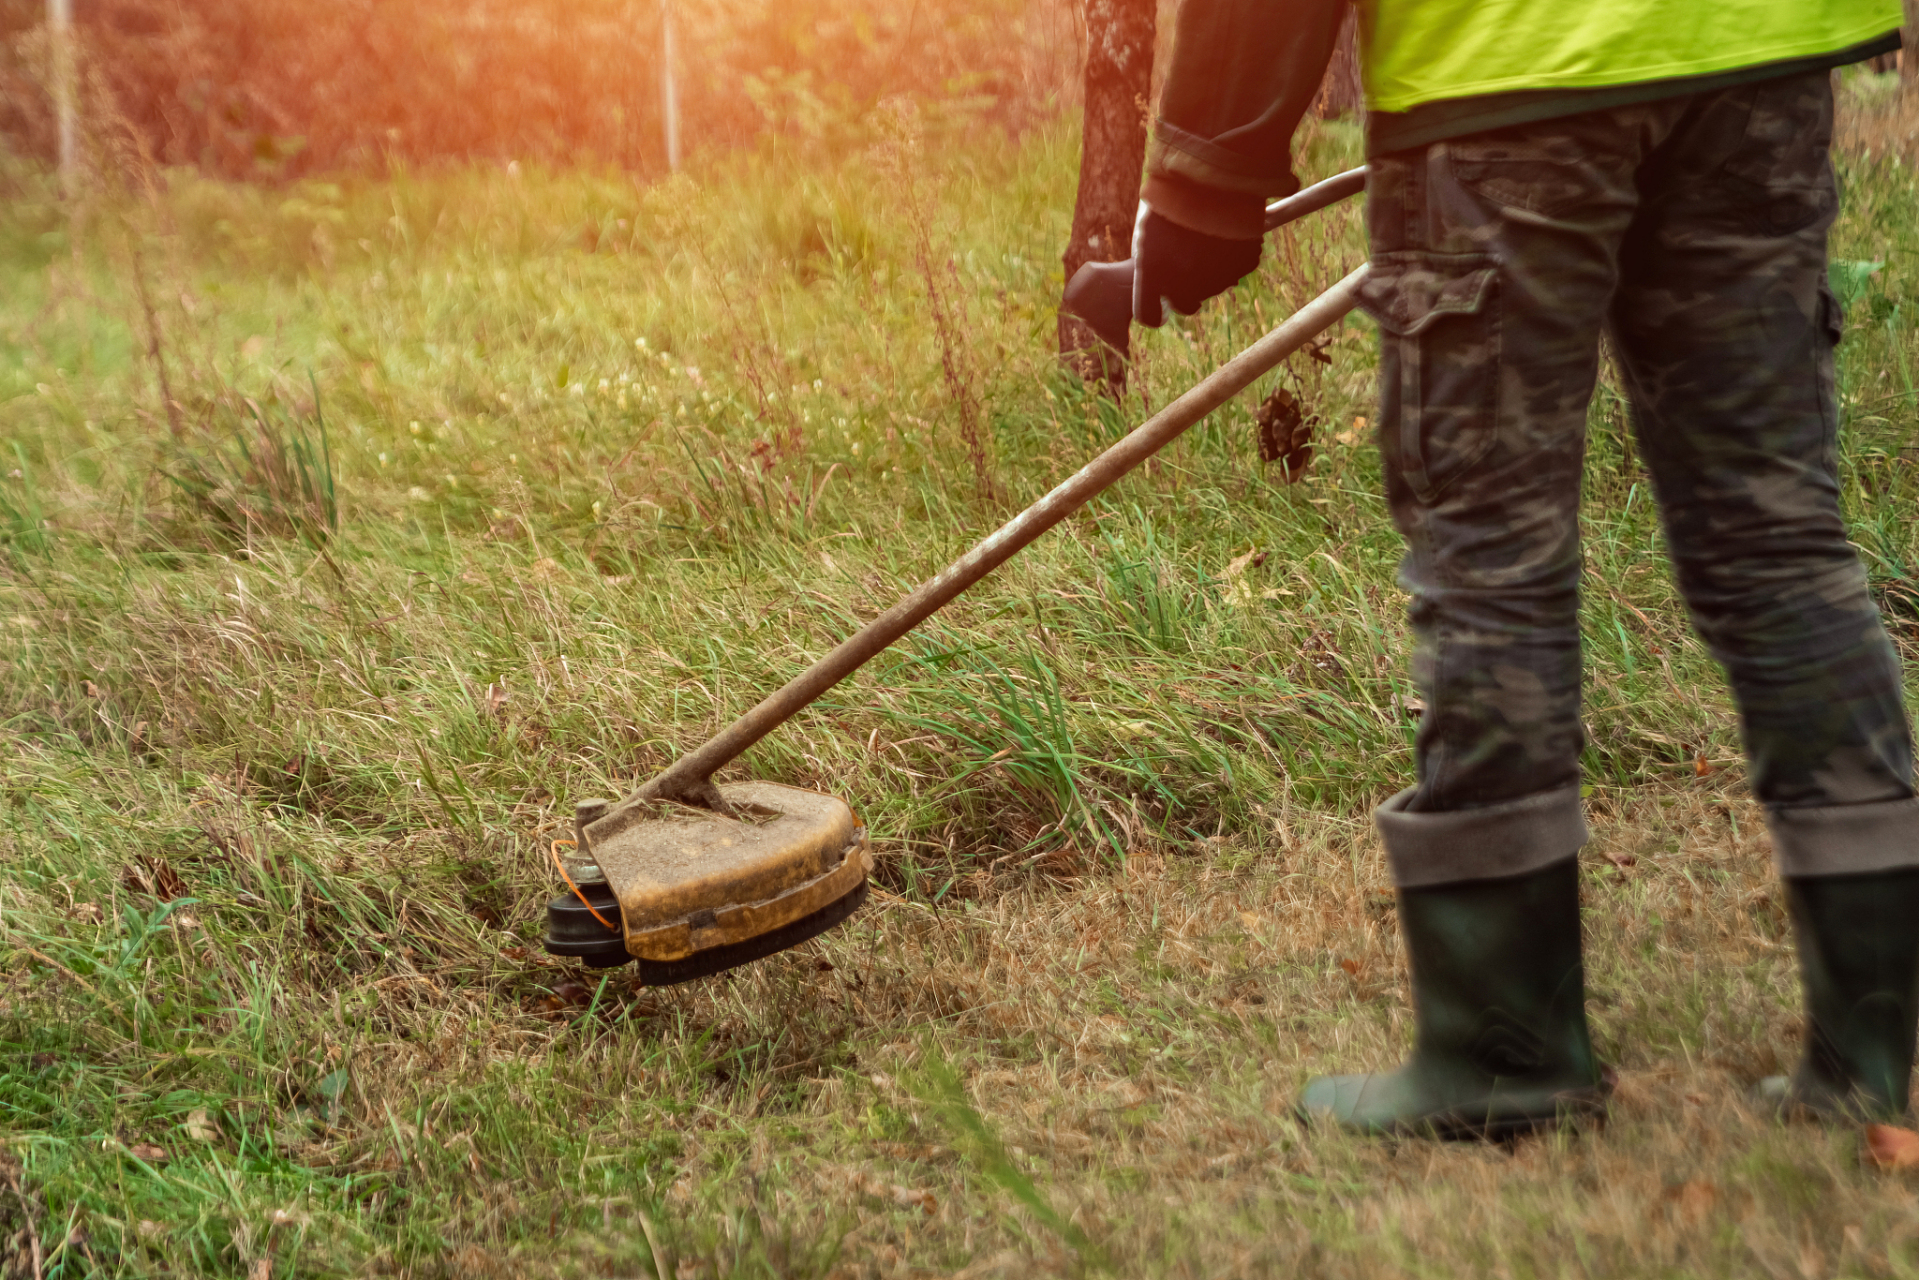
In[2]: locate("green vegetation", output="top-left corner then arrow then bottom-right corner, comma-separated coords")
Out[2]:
2,78 -> 1919,1278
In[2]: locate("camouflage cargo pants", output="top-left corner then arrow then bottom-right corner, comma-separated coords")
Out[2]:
1357,70 -> 1919,887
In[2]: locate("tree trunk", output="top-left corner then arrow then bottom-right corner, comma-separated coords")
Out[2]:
1905,0 -> 1917,87
1058,0 -> 1155,391
1315,5 -> 1362,120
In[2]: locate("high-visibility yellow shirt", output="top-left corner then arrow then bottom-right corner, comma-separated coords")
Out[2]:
1362,0 -> 1906,114
1147,0 -> 1903,237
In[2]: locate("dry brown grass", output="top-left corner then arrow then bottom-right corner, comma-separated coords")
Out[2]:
28,779 -> 1881,1277
580,788 -> 1894,1278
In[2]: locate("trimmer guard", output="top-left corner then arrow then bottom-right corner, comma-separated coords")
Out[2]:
583,782 -> 870,963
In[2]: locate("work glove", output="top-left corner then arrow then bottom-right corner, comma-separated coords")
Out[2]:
1131,203 -> 1262,328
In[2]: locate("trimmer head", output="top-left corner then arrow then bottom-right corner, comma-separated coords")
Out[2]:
542,782 -> 870,985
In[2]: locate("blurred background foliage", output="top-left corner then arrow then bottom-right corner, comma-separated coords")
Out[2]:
0,0 -> 1084,179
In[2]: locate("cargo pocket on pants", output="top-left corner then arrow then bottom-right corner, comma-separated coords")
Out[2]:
1817,273 -> 1844,349
1359,250 -> 1500,503
1716,72 -> 1836,237
1816,272 -> 1844,451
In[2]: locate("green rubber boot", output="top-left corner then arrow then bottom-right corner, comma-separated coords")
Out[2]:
1298,857 -> 1609,1139
1756,867 -> 1919,1122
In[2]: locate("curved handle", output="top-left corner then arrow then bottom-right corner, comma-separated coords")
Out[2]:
1063,165 -> 1370,353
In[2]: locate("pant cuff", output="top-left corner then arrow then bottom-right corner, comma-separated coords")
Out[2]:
1765,794 -> 1919,877
1376,784 -> 1589,888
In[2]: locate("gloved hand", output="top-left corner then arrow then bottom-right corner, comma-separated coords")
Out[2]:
1131,203 -> 1262,328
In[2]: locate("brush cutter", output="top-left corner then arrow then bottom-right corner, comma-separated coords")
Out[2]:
542,170 -> 1372,984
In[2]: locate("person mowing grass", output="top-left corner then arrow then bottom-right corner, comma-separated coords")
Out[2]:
1132,0 -> 1918,1135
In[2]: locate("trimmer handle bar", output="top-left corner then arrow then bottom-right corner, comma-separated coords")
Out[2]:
1062,166 -> 1368,354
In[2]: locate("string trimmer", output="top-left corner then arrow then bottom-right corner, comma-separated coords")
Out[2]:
542,170 -> 1371,984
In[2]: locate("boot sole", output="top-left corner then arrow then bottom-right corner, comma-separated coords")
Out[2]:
1295,1072 -> 1615,1143
1424,1090 -> 1610,1143
1753,1074 -> 1911,1125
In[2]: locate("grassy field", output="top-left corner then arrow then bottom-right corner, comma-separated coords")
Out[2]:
4,76 -> 1919,1279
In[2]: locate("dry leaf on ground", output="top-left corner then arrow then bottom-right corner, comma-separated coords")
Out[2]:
122,855 -> 189,900
850,1171 -> 937,1216
530,980 -> 593,1017
1866,1123 -> 1919,1170
868,1141 -> 949,1161
1661,1178 -> 1718,1224
1219,549 -> 1266,579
